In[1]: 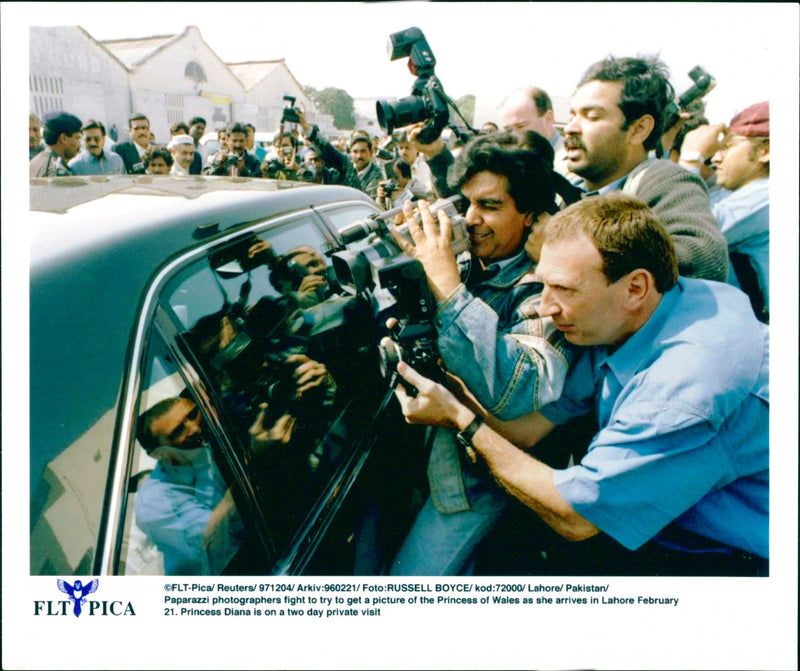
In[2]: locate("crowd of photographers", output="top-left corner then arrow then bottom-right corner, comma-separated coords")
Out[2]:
30,42 -> 770,577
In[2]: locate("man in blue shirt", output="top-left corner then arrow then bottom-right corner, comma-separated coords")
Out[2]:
68,120 -> 126,176
680,102 -> 770,322
135,396 -> 244,575
391,193 -> 768,576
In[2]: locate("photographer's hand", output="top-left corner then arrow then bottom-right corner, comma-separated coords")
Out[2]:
393,361 -> 475,431
296,273 -> 327,299
408,122 -> 445,160
249,403 -> 296,453
297,103 -> 311,135
286,353 -> 334,396
679,122 -> 726,164
390,200 -> 462,303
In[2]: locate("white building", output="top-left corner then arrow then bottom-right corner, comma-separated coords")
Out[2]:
100,26 -> 246,142
29,25 -> 335,147
29,26 -> 129,137
227,60 -> 335,136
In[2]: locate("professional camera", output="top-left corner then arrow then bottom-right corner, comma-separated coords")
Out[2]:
379,179 -> 398,197
331,195 -> 470,388
299,163 -> 318,182
663,66 -> 716,134
375,27 -> 451,144
281,94 -> 301,125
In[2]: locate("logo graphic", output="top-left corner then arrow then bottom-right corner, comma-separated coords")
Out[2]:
56,578 -> 100,617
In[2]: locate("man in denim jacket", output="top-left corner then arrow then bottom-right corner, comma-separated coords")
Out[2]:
388,131 -> 576,575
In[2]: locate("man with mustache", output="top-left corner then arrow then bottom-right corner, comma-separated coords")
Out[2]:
68,120 -> 126,176
386,131 -> 577,575
392,194 -> 768,577
564,55 -> 728,281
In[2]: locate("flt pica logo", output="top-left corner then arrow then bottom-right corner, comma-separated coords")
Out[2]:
34,579 -> 136,617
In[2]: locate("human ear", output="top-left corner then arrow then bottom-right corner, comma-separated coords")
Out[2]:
625,269 -> 652,307
628,115 -> 655,147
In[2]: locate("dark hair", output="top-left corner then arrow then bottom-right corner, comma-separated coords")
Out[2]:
349,136 -> 372,152
280,132 -> 298,150
227,121 -> 248,136
171,121 -> 190,135
527,87 -> 553,116
128,113 -> 149,128
81,119 -> 106,136
392,158 -> 412,180
43,111 -> 82,145
144,147 -> 173,168
544,193 -> 678,293
449,130 -> 560,218
245,123 -> 256,133
189,116 -> 206,127
137,398 -> 181,451
578,55 -> 675,151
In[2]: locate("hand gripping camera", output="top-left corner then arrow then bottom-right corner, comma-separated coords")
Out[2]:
662,66 -> 716,135
331,196 -> 470,388
375,27 -> 451,144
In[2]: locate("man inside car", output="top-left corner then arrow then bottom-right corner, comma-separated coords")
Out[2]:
135,396 -> 244,575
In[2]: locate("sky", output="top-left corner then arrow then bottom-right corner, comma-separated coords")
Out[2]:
6,1 -> 797,124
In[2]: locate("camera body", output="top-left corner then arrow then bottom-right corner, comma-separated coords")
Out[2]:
375,27 -> 450,145
281,94 -> 301,124
379,179 -> 398,196
331,195 -> 470,387
663,66 -> 716,133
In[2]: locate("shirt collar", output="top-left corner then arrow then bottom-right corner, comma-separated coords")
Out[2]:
597,281 -> 684,386
574,172 -> 630,198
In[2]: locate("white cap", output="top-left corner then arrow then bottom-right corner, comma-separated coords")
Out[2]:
168,134 -> 194,149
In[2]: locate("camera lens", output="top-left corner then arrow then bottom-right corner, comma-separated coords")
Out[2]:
376,95 -> 429,134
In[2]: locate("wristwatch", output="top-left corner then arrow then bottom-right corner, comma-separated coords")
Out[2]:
455,415 -> 485,464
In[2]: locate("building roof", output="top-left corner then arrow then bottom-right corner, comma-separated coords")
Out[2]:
99,33 -> 180,68
227,61 -> 286,91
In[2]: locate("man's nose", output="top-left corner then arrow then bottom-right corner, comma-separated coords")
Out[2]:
564,116 -> 580,135
185,416 -> 202,436
465,204 -> 480,226
538,286 -> 559,316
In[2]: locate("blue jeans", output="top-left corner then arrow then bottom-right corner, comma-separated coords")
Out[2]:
389,490 -> 506,576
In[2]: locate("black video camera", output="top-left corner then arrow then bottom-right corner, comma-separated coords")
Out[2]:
331,195 -> 470,387
375,27 -> 450,145
379,179 -> 398,196
281,94 -> 301,125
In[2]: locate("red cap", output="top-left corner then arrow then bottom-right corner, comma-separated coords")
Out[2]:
729,101 -> 769,137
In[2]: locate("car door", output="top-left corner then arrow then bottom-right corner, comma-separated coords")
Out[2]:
109,203 -> 389,576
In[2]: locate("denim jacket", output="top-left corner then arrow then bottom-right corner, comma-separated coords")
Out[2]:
429,250 -> 575,514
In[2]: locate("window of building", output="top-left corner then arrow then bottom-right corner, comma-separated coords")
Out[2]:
185,61 -> 207,84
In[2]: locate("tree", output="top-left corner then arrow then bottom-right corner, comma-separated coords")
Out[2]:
304,86 -> 356,130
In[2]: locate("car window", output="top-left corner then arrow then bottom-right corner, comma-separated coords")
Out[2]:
154,214 -> 383,567
120,327 -> 246,576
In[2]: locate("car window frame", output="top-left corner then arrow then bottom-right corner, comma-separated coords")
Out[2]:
97,198 -> 384,576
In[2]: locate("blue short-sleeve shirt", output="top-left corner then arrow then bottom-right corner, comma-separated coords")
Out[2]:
541,279 -> 769,557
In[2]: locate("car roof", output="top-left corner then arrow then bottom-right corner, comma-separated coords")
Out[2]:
30,175 -> 373,270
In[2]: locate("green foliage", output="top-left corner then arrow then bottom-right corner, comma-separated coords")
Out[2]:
304,86 -> 356,130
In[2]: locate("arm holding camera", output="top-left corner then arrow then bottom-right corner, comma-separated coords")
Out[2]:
391,199 -> 572,421
406,122 -> 457,199
392,360 -> 599,541
297,104 -> 362,190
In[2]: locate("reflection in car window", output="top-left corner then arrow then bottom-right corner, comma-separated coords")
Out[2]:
122,328 -> 245,576
160,215 -> 383,562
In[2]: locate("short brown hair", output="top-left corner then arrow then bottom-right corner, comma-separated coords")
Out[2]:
544,193 -> 678,293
